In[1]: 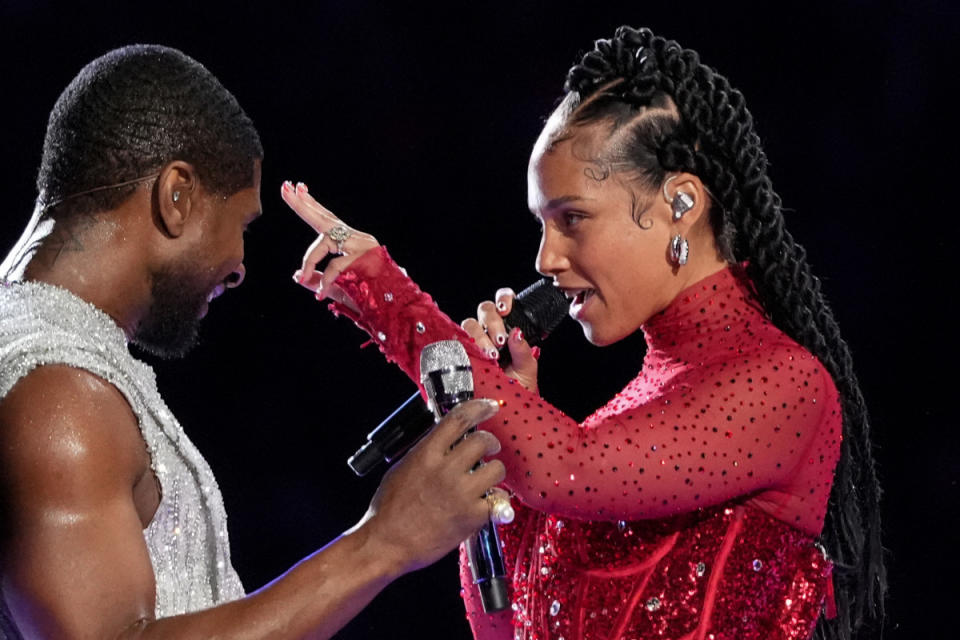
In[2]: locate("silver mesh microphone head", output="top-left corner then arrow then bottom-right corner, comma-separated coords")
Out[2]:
420,340 -> 474,418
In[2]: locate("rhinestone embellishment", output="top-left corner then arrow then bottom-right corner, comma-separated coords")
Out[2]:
645,597 -> 662,612
416,322 -> 426,334
550,600 -> 561,616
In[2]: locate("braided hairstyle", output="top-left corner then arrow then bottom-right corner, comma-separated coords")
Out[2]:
37,44 -> 262,218
555,27 -> 885,639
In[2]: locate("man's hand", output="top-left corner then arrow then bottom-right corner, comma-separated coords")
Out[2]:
360,398 -> 504,575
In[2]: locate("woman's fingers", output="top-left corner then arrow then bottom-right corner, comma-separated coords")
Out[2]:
504,327 -> 539,392
298,232 -> 334,286
478,301 -> 508,350
461,317 -> 498,361
494,288 -> 515,316
282,179 -> 380,308
292,269 -> 323,292
459,288 -> 523,363
282,181 -> 341,232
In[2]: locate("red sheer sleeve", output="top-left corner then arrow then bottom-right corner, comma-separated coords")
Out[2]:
330,248 -> 840,532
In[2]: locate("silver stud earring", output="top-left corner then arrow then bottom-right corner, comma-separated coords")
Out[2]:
172,191 -> 181,203
670,234 -> 689,266
671,192 -> 694,220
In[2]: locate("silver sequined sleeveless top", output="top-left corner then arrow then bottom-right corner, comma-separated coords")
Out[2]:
0,281 -> 244,636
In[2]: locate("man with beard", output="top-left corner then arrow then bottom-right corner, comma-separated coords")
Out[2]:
0,45 -> 505,639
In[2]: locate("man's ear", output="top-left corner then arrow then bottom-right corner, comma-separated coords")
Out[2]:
155,161 -> 198,238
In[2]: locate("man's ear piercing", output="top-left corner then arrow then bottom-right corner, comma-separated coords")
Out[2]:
172,191 -> 181,203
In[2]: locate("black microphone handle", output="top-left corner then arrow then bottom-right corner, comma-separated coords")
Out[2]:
432,380 -> 509,613
464,522 -> 510,612
497,278 -> 567,368
347,392 -> 435,476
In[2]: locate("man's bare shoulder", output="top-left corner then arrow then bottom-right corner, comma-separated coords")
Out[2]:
0,365 -> 149,496
0,365 -> 161,638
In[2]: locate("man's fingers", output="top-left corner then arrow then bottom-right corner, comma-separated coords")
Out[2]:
450,430 -> 501,473
485,487 -> 510,502
428,399 -> 499,450
469,458 -> 506,492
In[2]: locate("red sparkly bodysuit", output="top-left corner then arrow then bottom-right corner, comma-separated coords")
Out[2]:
329,248 -> 841,640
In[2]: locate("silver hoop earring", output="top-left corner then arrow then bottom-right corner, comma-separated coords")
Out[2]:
670,234 -> 689,266
172,191 -> 181,203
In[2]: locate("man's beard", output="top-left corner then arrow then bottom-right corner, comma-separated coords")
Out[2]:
133,258 -> 216,359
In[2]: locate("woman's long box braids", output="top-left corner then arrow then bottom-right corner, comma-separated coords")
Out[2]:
560,26 -> 886,640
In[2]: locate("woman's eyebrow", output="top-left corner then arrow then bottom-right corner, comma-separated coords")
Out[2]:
530,195 -> 592,216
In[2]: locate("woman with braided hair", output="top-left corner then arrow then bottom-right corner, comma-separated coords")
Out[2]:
283,26 -> 884,640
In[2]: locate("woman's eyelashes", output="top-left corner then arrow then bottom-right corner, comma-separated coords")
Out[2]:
561,210 -> 586,230
534,209 -> 586,234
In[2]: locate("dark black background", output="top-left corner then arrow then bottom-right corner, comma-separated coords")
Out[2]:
0,1 -> 955,638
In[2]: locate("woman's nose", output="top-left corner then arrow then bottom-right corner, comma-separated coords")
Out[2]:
535,229 -> 569,277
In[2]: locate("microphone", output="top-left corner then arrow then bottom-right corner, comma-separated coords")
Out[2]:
347,278 -> 568,476
420,340 -> 509,613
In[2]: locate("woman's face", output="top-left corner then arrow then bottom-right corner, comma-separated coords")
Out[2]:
528,124 -> 685,346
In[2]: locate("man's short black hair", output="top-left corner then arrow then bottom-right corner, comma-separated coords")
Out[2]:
38,44 -> 263,218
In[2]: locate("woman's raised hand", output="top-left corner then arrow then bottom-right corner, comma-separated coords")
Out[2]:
282,181 -> 379,311
461,289 -> 540,393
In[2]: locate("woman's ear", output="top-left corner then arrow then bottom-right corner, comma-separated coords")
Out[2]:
662,172 -> 709,231
155,161 -> 198,238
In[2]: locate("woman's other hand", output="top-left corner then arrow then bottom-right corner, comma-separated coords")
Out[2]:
282,180 -> 379,312
461,288 -> 540,392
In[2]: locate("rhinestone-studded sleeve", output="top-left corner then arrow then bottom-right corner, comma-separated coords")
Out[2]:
330,250 -> 842,533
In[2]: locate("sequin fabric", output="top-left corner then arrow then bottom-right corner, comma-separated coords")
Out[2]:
0,281 -> 244,636
329,248 -> 841,639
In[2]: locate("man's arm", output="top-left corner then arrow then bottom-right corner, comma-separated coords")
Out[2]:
0,365 -> 504,639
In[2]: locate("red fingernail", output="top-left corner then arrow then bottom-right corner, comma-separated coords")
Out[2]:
297,182 -> 308,193
512,328 -> 524,343
495,334 -> 507,346
292,269 -> 303,283
283,180 -> 293,191
496,301 -> 507,313
531,346 -> 541,360
487,348 -> 499,360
